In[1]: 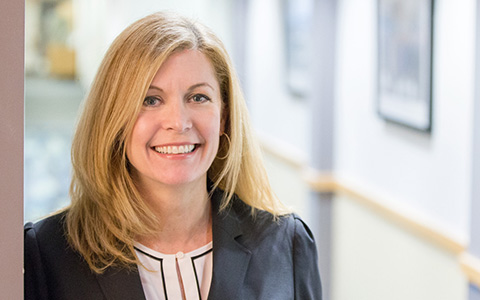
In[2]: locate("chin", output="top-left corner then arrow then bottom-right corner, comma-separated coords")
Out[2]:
156,174 -> 206,187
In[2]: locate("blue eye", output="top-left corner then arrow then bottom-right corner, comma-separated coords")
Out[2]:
191,94 -> 210,103
143,96 -> 160,106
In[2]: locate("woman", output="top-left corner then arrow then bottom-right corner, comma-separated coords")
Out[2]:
24,12 -> 322,300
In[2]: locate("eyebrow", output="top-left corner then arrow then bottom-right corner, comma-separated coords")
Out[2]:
148,82 -> 215,92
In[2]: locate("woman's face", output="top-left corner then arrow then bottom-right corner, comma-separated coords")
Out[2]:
127,49 -> 224,190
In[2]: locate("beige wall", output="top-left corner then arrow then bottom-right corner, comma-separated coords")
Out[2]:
0,0 -> 24,298
331,195 -> 467,300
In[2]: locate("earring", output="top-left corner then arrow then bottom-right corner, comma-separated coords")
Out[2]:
216,132 -> 231,160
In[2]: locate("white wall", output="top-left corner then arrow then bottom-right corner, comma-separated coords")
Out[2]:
334,0 -> 475,242
245,0 -> 312,156
240,0 -> 475,298
73,0 -> 235,89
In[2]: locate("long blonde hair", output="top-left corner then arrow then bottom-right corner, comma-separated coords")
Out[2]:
66,12 -> 289,274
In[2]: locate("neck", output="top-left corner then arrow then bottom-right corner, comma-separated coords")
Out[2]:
135,177 -> 212,254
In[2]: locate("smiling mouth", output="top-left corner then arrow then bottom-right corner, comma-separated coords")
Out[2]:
153,144 -> 197,154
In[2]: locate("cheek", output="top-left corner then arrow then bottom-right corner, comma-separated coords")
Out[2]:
193,106 -> 222,137
205,111 -> 222,138
130,114 -> 154,143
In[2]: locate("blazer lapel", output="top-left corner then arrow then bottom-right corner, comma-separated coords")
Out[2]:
208,191 -> 252,300
96,266 -> 146,300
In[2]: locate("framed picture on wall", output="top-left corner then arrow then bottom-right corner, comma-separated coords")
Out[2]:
377,0 -> 434,132
284,0 -> 314,98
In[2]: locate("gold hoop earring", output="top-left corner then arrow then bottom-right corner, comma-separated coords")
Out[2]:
216,133 -> 231,160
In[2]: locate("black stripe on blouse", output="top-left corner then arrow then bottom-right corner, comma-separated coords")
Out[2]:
191,248 -> 213,300
134,247 -> 169,300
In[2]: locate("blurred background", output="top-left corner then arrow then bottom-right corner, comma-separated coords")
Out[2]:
23,0 -> 480,299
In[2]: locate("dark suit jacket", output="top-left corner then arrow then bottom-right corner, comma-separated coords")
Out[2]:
24,188 -> 322,299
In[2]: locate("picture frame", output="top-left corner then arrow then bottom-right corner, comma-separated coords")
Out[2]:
284,0 -> 314,98
377,0 -> 434,132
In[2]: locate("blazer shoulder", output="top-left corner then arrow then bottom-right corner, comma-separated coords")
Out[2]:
24,211 -> 128,299
290,215 -> 323,299
24,211 -> 72,300
291,214 -> 316,242
25,211 -> 67,245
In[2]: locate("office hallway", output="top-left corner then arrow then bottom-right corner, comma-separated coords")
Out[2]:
24,77 -> 84,221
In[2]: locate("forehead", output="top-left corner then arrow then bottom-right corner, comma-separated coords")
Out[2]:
150,49 -> 219,90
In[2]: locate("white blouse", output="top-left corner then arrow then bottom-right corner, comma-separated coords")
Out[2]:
135,242 -> 213,300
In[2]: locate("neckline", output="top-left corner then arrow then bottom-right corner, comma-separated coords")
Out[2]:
134,241 -> 213,260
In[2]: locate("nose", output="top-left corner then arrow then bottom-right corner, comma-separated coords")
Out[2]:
162,99 -> 192,132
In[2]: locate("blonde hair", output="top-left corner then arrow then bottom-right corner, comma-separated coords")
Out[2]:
66,12 -> 289,274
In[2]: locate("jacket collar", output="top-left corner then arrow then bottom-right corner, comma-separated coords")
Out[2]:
208,188 -> 252,300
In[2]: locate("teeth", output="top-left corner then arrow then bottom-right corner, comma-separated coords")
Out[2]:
154,145 -> 195,154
